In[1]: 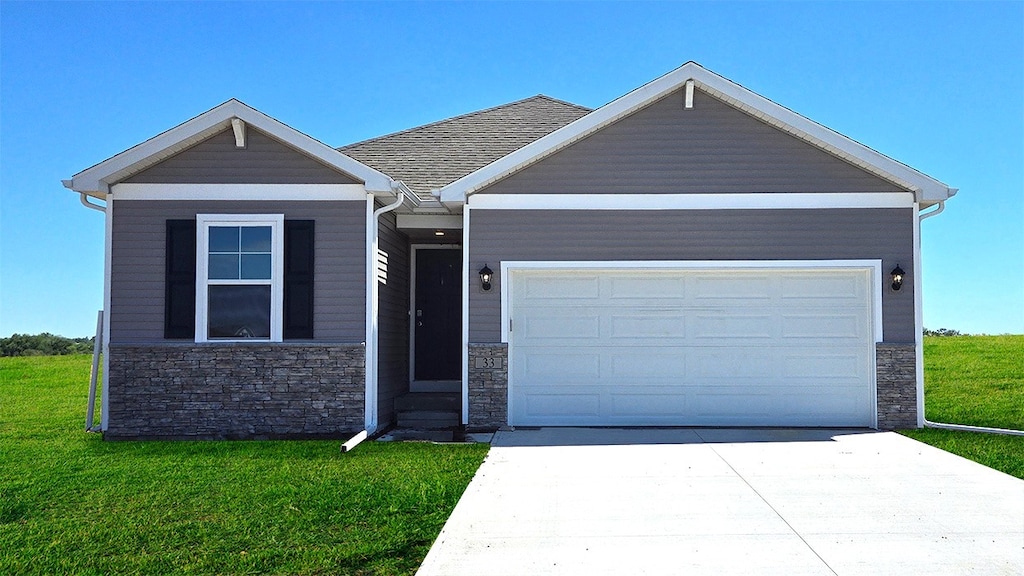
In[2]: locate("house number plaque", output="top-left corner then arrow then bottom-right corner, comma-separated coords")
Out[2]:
474,356 -> 502,369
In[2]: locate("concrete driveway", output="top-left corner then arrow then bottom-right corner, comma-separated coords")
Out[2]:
417,428 -> 1024,575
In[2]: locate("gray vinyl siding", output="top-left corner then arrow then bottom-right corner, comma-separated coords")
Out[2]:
124,128 -> 361,185
375,206 -> 410,426
479,88 -> 904,195
469,208 -> 915,343
109,200 -> 366,343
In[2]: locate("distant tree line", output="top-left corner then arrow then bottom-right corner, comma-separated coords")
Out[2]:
923,328 -> 962,337
0,333 -> 95,357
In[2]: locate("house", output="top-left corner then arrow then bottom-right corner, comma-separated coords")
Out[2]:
64,62 -> 955,439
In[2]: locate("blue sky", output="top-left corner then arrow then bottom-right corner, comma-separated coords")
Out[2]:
1,1 -> 1021,337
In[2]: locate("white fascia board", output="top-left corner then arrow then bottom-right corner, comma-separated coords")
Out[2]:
469,192 -> 914,210
67,99 -> 397,196
396,214 -> 464,229
111,183 -> 369,201
500,259 -> 884,344
440,62 -> 955,203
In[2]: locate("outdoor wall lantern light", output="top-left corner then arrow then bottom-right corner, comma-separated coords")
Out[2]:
890,265 -> 905,291
479,264 -> 493,291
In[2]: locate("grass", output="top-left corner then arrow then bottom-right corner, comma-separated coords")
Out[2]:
2,336 -> 1021,572
0,355 -> 489,575
901,335 -> 1024,479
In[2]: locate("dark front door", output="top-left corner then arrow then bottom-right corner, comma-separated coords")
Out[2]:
414,249 -> 462,380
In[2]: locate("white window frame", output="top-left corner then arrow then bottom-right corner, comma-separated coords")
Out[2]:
195,214 -> 285,343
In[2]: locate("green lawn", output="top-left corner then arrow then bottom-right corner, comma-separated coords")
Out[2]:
0,355 -> 488,575
902,335 -> 1024,479
2,336 -> 1021,573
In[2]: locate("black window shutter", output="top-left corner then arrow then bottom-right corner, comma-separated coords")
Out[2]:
164,219 -> 196,339
284,220 -> 315,339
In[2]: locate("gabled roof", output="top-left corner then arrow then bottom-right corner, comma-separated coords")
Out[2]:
438,62 -> 957,204
339,95 -> 591,202
65,99 -> 400,198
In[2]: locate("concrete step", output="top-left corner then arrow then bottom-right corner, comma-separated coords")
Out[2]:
394,392 -> 460,412
397,409 -> 460,429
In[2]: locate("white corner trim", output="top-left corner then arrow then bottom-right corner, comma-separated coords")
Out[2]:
469,192 -> 914,211
111,183 -> 369,201
500,259 -> 884,344
438,62 -> 954,203
461,207 -> 471,425
396,214 -> 464,229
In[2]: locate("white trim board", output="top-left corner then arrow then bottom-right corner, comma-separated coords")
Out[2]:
469,192 -> 915,210
499,260 -> 885,345
111,183 -> 369,201
440,62 -> 955,204
461,207 -> 471,424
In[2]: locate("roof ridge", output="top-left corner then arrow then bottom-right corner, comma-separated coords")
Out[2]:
338,94 -> 591,150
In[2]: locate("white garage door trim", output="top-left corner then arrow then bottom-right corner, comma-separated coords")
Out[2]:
501,260 -> 883,428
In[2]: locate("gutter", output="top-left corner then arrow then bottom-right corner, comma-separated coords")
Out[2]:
63,180 -> 108,213
917,200 -> 1024,436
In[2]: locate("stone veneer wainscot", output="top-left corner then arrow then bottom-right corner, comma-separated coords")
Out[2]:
105,343 -> 365,440
468,343 -> 508,430
875,342 -> 918,430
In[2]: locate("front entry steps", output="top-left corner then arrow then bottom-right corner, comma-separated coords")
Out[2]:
394,392 -> 461,430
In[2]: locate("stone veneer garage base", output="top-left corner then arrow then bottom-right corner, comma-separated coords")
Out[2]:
875,342 -> 918,430
105,343 -> 365,440
467,342 -> 918,431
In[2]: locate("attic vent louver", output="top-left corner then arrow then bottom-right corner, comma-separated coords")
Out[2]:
684,79 -> 694,110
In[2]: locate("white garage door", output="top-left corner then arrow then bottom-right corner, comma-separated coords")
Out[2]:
508,266 -> 876,427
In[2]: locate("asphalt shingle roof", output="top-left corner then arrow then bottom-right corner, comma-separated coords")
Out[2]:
338,95 -> 591,200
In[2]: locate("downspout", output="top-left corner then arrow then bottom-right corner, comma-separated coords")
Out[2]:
80,192 -> 107,213
365,185 -> 406,434
918,200 -> 1024,436
64,182 -> 109,432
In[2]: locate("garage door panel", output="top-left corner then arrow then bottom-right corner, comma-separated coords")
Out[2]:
692,314 -> 775,339
521,393 -> 601,418
609,352 -> 688,378
516,349 -> 602,382
780,313 -> 866,339
521,275 -> 601,299
608,275 -> 687,299
520,313 -> 601,340
692,392 -> 773,422
781,274 -> 867,300
609,314 -> 687,339
509,267 -> 875,427
608,393 -> 688,417
781,352 -> 868,379
690,348 -> 776,379
692,275 -> 773,299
